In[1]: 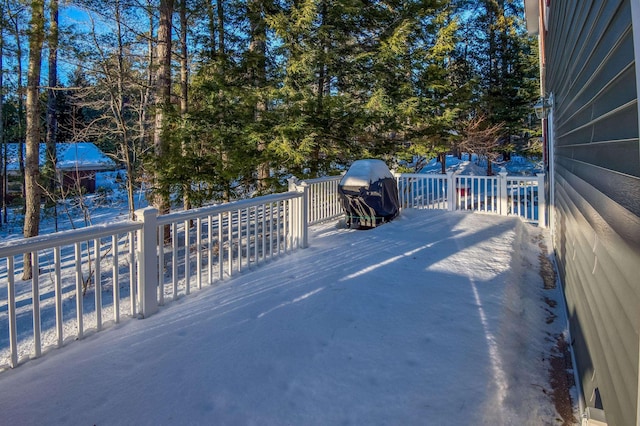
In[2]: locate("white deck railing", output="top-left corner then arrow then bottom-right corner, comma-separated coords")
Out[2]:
0,188 -> 308,370
395,170 -> 546,226
0,170 -> 545,370
0,221 -> 142,368
154,191 -> 307,306
289,175 -> 344,225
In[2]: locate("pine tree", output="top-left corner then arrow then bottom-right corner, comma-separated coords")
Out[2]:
247,0 -> 271,193
465,0 -> 539,157
0,1 -> 5,226
23,0 -> 46,280
152,0 -> 174,227
364,1 -> 462,172
44,0 -> 59,208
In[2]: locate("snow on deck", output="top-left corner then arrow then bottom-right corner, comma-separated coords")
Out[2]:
0,209 -> 571,425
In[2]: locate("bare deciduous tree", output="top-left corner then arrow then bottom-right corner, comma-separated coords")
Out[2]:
65,1 -> 153,220
459,115 -> 504,176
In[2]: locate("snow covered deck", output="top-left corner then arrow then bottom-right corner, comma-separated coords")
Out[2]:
0,209 -> 573,424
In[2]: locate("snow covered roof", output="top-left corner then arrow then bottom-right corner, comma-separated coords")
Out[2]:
4,142 -> 116,172
340,159 -> 394,188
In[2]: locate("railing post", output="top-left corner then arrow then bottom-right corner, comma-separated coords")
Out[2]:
287,176 -> 299,192
537,173 -> 547,228
446,171 -> 455,211
394,172 -> 403,210
296,182 -> 309,248
135,207 -> 159,318
498,168 -> 508,216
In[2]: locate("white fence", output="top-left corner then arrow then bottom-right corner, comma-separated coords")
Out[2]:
299,170 -> 546,226
289,175 -> 344,225
396,170 -> 546,226
0,170 -> 544,370
0,187 -> 308,370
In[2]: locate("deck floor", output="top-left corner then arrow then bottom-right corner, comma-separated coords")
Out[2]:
0,209 -> 575,425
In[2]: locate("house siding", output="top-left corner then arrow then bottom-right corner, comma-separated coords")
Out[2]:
545,1 -> 640,425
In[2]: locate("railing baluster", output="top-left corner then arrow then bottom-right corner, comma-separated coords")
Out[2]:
158,229 -> 165,306
260,204 -> 267,261
246,207 -> 252,266
270,203 -> 275,259
32,252 -> 41,357
94,238 -> 102,331
112,235 -> 120,324
54,246 -> 63,346
197,217 -> 202,290
129,231 -> 136,317
227,211 -> 233,277
185,220 -> 191,295
285,200 -> 290,253
237,209 -> 243,273
277,201 -> 282,255
75,242 -> 84,339
218,212 -> 223,281
208,215 -> 213,285
171,223 -> 178,300
8,257 -> 18,367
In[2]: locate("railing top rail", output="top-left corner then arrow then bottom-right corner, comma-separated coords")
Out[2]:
300,174 -> 344,185
396,173 -> 449,179
0,221 -> 141,258
156,190 -> 303,226
505,174 -> 545,182
397,173 -> 541,180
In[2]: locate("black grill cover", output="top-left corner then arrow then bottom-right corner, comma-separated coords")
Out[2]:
338,159 -> 400,228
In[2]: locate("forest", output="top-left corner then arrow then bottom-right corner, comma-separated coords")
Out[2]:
0,0 -> 539,245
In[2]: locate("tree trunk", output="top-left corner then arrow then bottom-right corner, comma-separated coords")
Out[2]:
206,0 -> 216,58
248,0 -> 269,193
9,12 -> 26,198
153,0 -> 174,240
214,0 -> 230,202
23,0 -> 46,280
310,0 -> 328,178
45,0 -> 59,220
113,0 -> 137,220
136,0 -> 154,215
139,0 -> 154,155
0,7 -> 5,226
180,0 -> 191,212
217,0 -> 224,58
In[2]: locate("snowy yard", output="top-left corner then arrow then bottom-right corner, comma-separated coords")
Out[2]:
0,209 -> 576,425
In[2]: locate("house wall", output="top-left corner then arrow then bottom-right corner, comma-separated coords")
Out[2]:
545,1 -> 640,425
61,170 -> 97,194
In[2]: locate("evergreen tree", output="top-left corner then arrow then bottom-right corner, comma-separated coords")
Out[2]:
0,1 -> 5,225
151,0 -> 175,224
23,0 -> 46,279
464,0 -> 539,157
43,0 -> 59,206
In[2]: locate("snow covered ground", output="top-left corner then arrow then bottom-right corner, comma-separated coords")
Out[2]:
416,154 -> 543,176
0,209 -> 577,425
